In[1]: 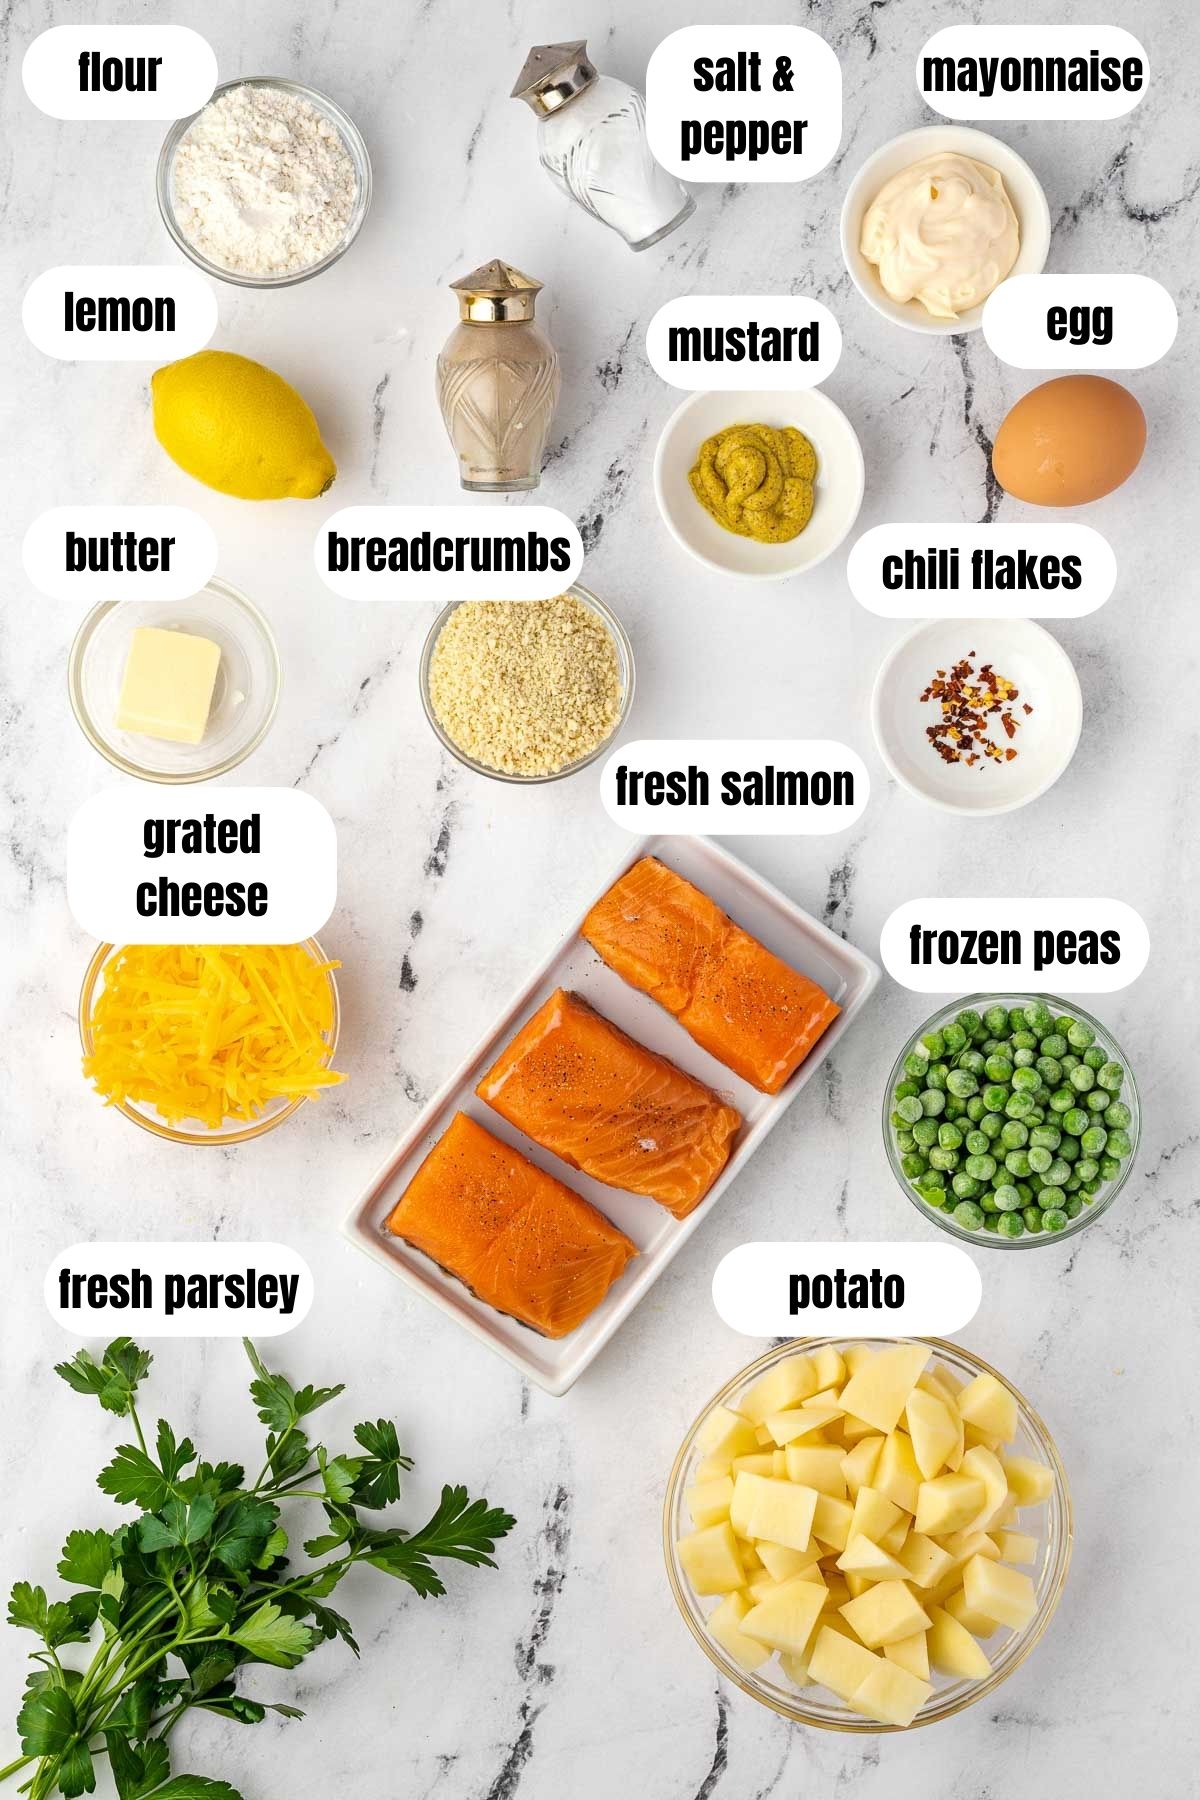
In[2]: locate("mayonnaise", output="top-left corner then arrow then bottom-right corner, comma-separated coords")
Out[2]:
860,153 -> 1020,321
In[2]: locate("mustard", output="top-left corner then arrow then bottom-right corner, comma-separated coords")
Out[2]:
689,423 -> 817,544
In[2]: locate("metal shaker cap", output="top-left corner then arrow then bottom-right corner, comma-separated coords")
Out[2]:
450,259 -> 544,323
511,40 -> 598,116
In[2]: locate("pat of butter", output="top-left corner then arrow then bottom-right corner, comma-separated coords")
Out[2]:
116,626 -> 221,746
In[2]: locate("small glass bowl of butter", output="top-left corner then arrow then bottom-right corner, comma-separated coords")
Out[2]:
68,578 -> 281,782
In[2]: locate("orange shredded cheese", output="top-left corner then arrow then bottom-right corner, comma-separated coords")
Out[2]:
83,944 -> 345,1128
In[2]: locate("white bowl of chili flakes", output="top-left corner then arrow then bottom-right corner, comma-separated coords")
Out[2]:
870,618 -> 1082,815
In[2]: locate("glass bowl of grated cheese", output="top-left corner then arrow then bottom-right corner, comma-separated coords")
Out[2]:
78,939 -> 343,1144
156,77 -> 372,288
419,584 -> 635,784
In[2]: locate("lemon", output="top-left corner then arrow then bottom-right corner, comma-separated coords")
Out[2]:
151,350 -> 336,500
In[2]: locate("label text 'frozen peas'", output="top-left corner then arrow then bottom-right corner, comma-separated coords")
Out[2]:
601,740 -> 868,835
646,26 -> 841,182
23,505 -> 218,601
917,24 -> 1148,120
22,24 -> 217,119
46,1244 -> 313,1338
847,523 -> 1117,618
645,295 -> 842,390
881,898 -> 1150,993
67,787 -> 337,942
712,1242 -> 982,1337
316,505 -> 584,600
982,274 -> 1178,371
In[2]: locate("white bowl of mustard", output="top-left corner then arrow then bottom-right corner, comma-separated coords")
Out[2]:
841,126 -> 1051,336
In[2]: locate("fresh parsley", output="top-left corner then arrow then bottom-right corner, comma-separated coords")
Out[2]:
1,1340 -> 514,1799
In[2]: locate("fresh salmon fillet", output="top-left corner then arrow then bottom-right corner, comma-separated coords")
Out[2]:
476,989 -> 741,1219
581,856 -> 841,1094
384,1111 -> 637,1339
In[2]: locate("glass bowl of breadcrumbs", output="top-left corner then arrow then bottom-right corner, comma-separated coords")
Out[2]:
420,585 -> 635,783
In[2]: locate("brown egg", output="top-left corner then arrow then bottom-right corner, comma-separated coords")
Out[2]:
992,375 -> 1146,507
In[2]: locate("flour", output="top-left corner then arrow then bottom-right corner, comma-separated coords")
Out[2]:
172,84 -> 358,277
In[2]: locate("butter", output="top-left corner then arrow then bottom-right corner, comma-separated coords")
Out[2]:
116,626 -> 221,745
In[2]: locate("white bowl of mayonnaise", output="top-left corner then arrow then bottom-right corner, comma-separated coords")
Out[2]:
841,125 -> 1050,335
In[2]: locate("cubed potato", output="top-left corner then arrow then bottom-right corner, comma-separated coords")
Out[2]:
755,1423 -> 774,1446
841,1435 -> 885,1497
905,1388 -> 960,1481
963,1421 -> 1002,1453
765,1404 -> 843,1446
842,1344 -> 874,1378
839,1581 -> 932,1649
780,1650 -> 814,1687
838,1344 -> 931,1435
956,1371 -> 1018,1443
844,1571 -> 871,1599
806,1386 -> 846,1411
914,1473 -> 986,1537
851,1657 -> 932,1727
742,1574 -> 827,1655
840,1413 -> 880,1445
1000,1454 -> 1055,1508
746,1571 -> 782,1605
848,1487 -> 904,1547
876,1430 -> 923,1515
927,1605 -> 992,1679
811,1492 -> 854,1552
896,1533 -> 954,1589
821,1574 -> 851,1613
756,1540 -> 817,1584
836,1537 -> 912,1582
879,1514 -> 910,1556
944,1586 -> 1000,1639
771,1450 -> 788,1478
884,1629 -> 929,1681
740,1356 -> 819,1425
731,1452 -> 776,1478
959,1446 -> 1009,1533
812,1345 -> 847,1390
784,1445 -> 848,1499
697,1405 -> 760,1462
738,1540 -> 765,1573
695,1453 -> 731,1482
807,1624 -> 881,1700
994,1530 -> 1038,1566
677,1521 -> 746,1594
962,1555 -> 1038,1630
707,1592 -> 772,1671
940,1529 -> 1001,1570
685,1475 -> 734,1529
730,1471 -> 775,1539
745,1478 -> 819,1552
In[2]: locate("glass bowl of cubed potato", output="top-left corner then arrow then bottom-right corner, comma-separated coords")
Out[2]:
663,1337 -> 1071,1730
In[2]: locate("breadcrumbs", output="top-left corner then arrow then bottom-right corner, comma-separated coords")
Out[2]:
428,595 -> 623,777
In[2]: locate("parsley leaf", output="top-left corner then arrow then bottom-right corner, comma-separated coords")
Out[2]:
230,1602 -> 314,1669
208,1498 -> 278,1573
17,1681 -> 78,1755
243,1341 -> 343,1435
145,1780 -> 245,1798
58,1737 -> 97,1797
97,1445 -> 178,1512
364,1486 -> 516,1598
350,1419 -> 412,1509
57,1529 -> 115,1589
137,1495 -> 217,1552
54,1338 -> 153,1416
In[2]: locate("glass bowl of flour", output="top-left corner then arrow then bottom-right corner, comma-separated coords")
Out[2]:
157,77 -> 372,287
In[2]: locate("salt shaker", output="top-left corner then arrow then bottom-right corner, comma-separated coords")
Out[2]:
435,259 -> 561,493
512,39 -> 694,252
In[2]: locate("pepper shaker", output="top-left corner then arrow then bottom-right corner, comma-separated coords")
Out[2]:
512,40 -> 694,252
435,259 -> 561,493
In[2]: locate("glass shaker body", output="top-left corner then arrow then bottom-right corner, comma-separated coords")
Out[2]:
436,318 -> 561,493
536,75 -> 694,251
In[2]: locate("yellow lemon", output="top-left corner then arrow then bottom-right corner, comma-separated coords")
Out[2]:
151,350 -> 336,500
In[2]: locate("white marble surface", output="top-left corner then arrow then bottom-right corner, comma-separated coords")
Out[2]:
3,0 -> 1199,1795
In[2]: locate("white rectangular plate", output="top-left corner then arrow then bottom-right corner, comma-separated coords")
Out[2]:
343,836 -> 879,1395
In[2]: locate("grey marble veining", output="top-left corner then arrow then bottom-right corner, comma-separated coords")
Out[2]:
2,1 -> 1198,1796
